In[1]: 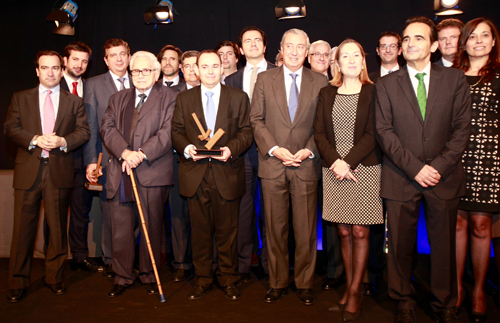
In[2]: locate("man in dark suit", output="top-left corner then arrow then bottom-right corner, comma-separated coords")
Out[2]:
99,50 -> 177,297
83,38 -> 131,278
157,45 -> 184,87
435,19 -> 464,67
215,41 -> 240,80
172,50 -> 252,301
225,26 -> 275,283
369,32 -> 402,83
166,50 -> 200,283
374,17 -> 471,323
250,28 -> 329,305
5,50 -> 90,302
59,41 -> 102,272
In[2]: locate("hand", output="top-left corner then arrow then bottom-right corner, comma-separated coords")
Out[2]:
86,163 -> 103,182
273,147 -> 295,163
330,159 -> 358,182
121,160 -> 132,175
212,146 -> 231,162
189,146 -> 208,161
414,165 -> 441,188
39,133 -> 66,149
292,149 -> 311,163
121,149 -> 144,168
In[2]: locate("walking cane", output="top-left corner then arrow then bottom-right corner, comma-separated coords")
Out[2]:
129,169 -> 166,303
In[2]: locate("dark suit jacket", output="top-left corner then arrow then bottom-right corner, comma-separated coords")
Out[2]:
314,84 -> 381,169
100,83 -> 177,200
171,84 -> 253,200
224,61 -> 276,92
369,70 -> 381,84
434,58 -> 445,66
4,86 -> 90,189
250,66 -> 329,181
374,64 -> 471,201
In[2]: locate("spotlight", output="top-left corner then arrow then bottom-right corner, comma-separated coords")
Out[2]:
275,0 -> 306,20
434,0 -> 463,16
144,0 -> 174,26
46,0 -> 79,36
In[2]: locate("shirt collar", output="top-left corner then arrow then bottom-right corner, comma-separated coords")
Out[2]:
283,65 -> 303,78
407,62 -> 431,79
441,57 -> 453,67
109,70 -> 129,82
245,58 -> 268,73
201,82 -> 221,96
135,86 -> 153,99
63,72 -> 81,84
381,64 -> 399,75
39,83 -> 61,94
163,74 -> 180,85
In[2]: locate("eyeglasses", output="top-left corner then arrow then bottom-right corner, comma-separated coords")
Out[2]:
379,44 -> 399,50
310,53 -> 329,58
131,69 -> 154,76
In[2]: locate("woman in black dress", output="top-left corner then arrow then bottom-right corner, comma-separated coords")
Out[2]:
454,18 -> 500,322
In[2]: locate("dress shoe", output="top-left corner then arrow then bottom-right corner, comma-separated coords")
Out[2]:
363,282 -> 377,296
329,302 -> 346,312
251,253 -> 259,266
171,269 -> 187,282
188,285 -> 210,300
396,310 -> 416,323
222,284 -> 241,301
322,277 -> 345,290
264,288 -> 288,303
297,289 -> 315,306
143,283 -> 159,295
470,310 -> 487,323
45,281 -> 67,295
71,258 -> 103,272
238,273 -> 251,285
103,264 -> 115,279
432,309 -> 458,323
108,284 -> 130,297
7,289 -> 26,303
343,307 -> 361,322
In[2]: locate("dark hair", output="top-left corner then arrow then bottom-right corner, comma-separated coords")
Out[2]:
377,31 -> 401,47
35,50 -> 64,68
404,16 -> 438,43
215,40 -> 241,60
436,18 -> 464,33
157,44 -> 182,62
64,41 -> 92,59
196,49 -> 222,65
181,50 -> 200,64
103,38 -> 130,57
237,26 -> 268,48
330,39 -> 373,87
454,18 -> 500,83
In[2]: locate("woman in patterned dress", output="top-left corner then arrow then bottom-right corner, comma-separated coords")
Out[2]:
454,18 -> 500,322
314,39 -> 383,321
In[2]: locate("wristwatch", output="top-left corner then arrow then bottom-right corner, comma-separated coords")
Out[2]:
32,135 -> 39,146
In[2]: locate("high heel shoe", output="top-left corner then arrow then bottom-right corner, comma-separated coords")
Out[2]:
470,310 -> 487,323
342,307 -> 361,322
328,302 -> 345,312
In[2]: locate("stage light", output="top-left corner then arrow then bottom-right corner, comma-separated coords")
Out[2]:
144,0 -> 174,26
434,0 -> 463,16
46,0 -> 79,36
275,0 -> 306,20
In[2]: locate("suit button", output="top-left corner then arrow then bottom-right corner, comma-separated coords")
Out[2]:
423,137 -> 428,141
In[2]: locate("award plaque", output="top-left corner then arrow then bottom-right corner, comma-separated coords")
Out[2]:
192,113 -> 225,156
85,152 -> 104,191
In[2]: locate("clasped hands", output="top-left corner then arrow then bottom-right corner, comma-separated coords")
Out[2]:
330,159 -> 358,182
414,164 -> 441,188
35,132 -> 66,151
273,147 -> 311,167
189,146 -> 232,163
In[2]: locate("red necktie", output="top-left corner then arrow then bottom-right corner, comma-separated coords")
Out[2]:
43,90 -> 55,156
72,82 -> 78,96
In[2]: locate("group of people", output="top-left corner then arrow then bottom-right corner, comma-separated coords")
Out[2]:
4,13 -> 500,323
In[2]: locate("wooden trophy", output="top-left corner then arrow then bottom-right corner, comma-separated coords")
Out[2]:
192,113 -> 225,156
85,152 -> 103,191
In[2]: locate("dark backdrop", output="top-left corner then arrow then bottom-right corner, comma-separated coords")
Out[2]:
1,0 -> 499,169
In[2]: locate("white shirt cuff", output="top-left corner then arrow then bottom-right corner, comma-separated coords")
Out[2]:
184,144 -> 195,159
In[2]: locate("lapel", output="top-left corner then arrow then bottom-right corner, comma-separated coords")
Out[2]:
137,83 -> 160,121
104,71 -> 119,94
191,86 -> 208,130
397,66 -> 423,124
54,89 -> 69,132
353,84 -> 373,134
426,64 -> 443,121
28,87 -> 43,134
236,68 -> 244,89
271,66 -> 291,126
119,89 -> 136,133
215,85 -> 230,130
293,68 -> 314,126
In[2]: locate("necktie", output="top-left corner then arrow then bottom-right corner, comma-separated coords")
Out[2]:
72,82 -> 78,95
388,70 -> 393,74
205,91 -> 216,137
43,90 -> 55,156
288,73 -> 299,123
249,66 -> 259,100
117,77 -> 126,91
415,72 -> 427,120
136,94 -> 147,112
165,81 -> 173,87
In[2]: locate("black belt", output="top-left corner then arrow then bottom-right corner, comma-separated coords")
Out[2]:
40,157 -> 49,164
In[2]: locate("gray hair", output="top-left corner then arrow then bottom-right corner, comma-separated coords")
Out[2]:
280,28 -> 310,49
130,51 -> 161,77
310,40 -> 331,53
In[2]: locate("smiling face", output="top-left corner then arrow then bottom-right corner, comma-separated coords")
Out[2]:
402,22 -> 439,70
217,45 -> 238,71
240,30 -> 266,60
466,22 -> 496,60
337,42 -> 364,80
376,36 -> 402,66
437,26 -> 461,60
37,55 -> 63,89
195,52 -> 222,89
104,45 -> 130,77
281,32 -> 308,72
131,56 -> 158,93
64,50 -> 89,80
160,49 -> 181,78
308,43 -> 330,74
181,56 -> 199,86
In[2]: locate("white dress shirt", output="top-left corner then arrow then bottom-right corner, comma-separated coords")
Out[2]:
380,64 -> 400,77
242,58 -> 268,96
441,57 -> 453,67
163,74 -> 180,87
63,73 -> 83,97
109,71 -> 130,90
283,65 -> 303,106
407,62 -> 431,99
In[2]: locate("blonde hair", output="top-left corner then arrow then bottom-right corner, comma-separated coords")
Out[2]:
330,39 -> 372,87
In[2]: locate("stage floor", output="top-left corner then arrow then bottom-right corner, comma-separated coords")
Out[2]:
1,254 -> 498,323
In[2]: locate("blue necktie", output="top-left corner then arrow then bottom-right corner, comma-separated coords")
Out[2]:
288,73 -> 299,123
205,91 -> 216,137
